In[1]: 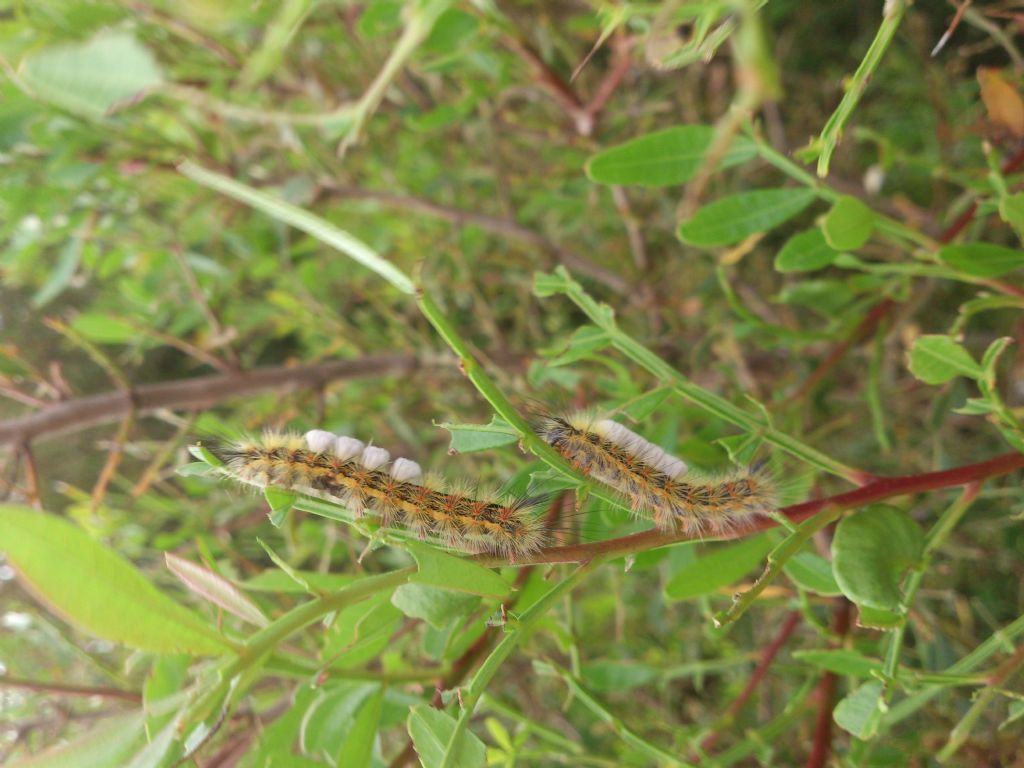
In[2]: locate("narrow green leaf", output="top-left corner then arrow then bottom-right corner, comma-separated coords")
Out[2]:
821,195 -> 875,250
856,605 -> 904,630
407,542 -> 511,599
7,711 -> 146,768
20,31 -> 164,119
0,505 -> 229,655
831,506 -> 924,610
179,161 -> 415,294
998,192 -> 1024,241
391,583 -> 480,630
439,416 -> 518,454
408,705 -> 486,768
833,681 -> 885,740
908,335 -> 983,384
585,125 -> 756,187
300,683 -> 381,767
664,535 -> 775,601
678,188 -> 816,246
617,387 -> 672,421
69,313 -> 136,344
580,661 -> 658,692
164,553 -> 269,627
793,649 -> 883,677
774,228 -> 839,272
264,487 -> 298,526
939,243 -> 1024,278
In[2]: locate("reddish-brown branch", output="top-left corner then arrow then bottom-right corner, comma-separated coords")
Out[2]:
807,599 -> 852,768
0,675 -> 141,703
782,298 -> 895,405
788,142 -> 1024,401
485,449 -> 1024,566
0,354 -> 432,446
695,610 -> 802,759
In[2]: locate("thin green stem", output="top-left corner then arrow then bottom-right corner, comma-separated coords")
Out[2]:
542,660 -> 693,767
811,0 -> 906,178
548,266 -> 868,483
439,557 -> 606,768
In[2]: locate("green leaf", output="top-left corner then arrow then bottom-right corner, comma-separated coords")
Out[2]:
264,487 -> 298,526
856,605 -> 904,630
391,583 -> 481,630
33,237 -> 83,307
580,661 -> 658,692
664,535 -> 775,601
300,683 -> 381,767
999,193 -> 1024,241
542,324 -> 611,366
938,244 -> 1024,278
20,31 -> 164,119
783,550 -> 842,596
164,553 -> 269,627
617,387 -> 672,421
774,228 -> 840,272
585,125 -> 756,187
439,416 -> 518,453
407,542 -> 511,599
69,313 -> 136,344
532,269 -> 573,298
833,681 -> 885,740
821,195 -> 875,250
6,711 -> 147,768
678,188 -> 816,247
908,335 -> 983,384
793,649 -> 883,677
0,505 -> 229,655
831,506 -> 924,610
407,705 -> 486,768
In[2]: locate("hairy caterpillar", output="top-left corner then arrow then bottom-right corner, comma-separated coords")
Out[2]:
538,413 -> 776,535
215,430 -> 548,558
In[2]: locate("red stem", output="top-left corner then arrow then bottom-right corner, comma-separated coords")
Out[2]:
807,599 -> 851,768
695,610 -> 802,758
494,450 -> 1024,566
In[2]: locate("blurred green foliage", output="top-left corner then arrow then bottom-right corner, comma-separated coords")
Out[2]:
2,1 -> 1024,766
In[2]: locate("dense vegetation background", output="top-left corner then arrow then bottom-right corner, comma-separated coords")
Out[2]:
2,1 -> 1024,766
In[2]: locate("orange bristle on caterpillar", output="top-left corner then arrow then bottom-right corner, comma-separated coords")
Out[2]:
538,413 -> 776,535
214,430 -> 548,558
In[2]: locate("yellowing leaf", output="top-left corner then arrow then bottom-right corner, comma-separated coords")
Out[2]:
978,67 -> 1024,139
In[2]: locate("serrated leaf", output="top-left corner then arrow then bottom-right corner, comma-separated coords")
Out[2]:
833,681 -> 885,740
407,542 -> 511,599
407,705 -> 486,768
774,228 -> 839,272
0,505 -> 229,655
20,31 -> 164,119
938,244 -> 1024,278
832,506 -> 923,610
678,188 -> 816,247
439,416 -> 518,454
585,125 -> 756,187
664,535 -> 775,601
165,553 -> 268,627
908,335 -> 983,384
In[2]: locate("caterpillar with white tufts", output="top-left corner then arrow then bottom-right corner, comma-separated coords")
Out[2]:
538,413 -> 776,536
214,430 -> 548,558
